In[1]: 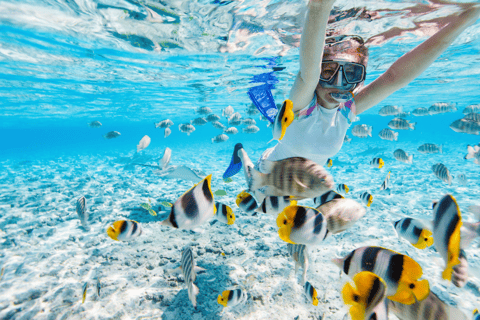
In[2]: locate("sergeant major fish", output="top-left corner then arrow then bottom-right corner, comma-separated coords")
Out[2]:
196,106 -> 212,115
222,105 -> 234,118
161,175 -> 216,229
393,149 -> 413,164
431,163 -> 453,185
463,104 -> 480,115
212,134 -> 229,143
332,246 -> 430,305
76,196 -> 88,230
287,243 -> 308,284
191,117 -> 208,126
181,247 -> 202,308
351,124 -> 372,138
379,105 -> 402,116
104,131 -> 121,139
342,271 -> 388,320
88,121 -> 102,128
242,125 -> 260,134
242,118 -> 256,126
388,118 -> 415,130
206,114 -> 221,122
224,127 -> 238,135
247,156 -> 334,199
155,119 -> 173,128
429,102 -> 457,115
412,107 -> 429,116
463,113 -> 480,123
378,128 -> 398,141
276,205 -> 328,245
212,121 -> 226,130
450,119 -> 480,135
179,123 -> 195,136
418,143 -> 442,154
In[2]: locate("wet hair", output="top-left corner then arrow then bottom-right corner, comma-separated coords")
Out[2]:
322,35 -> 369,67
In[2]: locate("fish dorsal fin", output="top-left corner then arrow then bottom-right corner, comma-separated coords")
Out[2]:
261,160 -> 275,174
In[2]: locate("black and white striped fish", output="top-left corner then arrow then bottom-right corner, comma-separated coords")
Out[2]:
106,220 -> 142,241
450,119 -> 480,135
359,191 -> 373,207
388,290 -> 468,320
236,190 -> 258,215
431,163 -> 453,185
388,118 -> 415,130
277,205 -> 328,245
217,288 -> 247,308
380,171 -> 390,191
304,281 -> 318,306
370,157 -> 384,168
214,202 -> 235,225
287,243 -> 308,284
342,271 -> 388,320
393,218 -> 433,249
332,246 -> 430,305
76,196 -> 88,229
336,184 -> 349,194
256,196 -> 295,215
378,128 -> 399,141
181,247 -> 201,308
161,175 -> 216,229
432,194 -> 463,282
313,190 -> 343,206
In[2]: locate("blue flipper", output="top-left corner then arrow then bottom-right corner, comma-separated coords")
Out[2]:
247,84 -> 277,123
223,143 -> 244,180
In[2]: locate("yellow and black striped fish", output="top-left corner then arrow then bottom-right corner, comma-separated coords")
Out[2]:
277,205 -> 328,245
271,99 -> 294,142
161,175 -> 216,229
393,218 -> 433,249
359,191 -> 373,207
332,246 -> 430,305
217,289 -> 247,308
256,196 -> 296,215
336,183 -> 349,194
236,190 -> 258,215
313,190 -> 343,206
214,202 -> 235,225
107,220 -> 142,241
370,157 -> 384,169
304,281 -> 318,306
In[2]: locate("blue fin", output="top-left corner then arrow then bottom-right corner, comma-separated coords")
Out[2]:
223,143 -> 244,180
247,84 -> 277,123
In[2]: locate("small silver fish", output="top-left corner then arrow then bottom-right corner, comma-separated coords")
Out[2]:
465,144 -> 480,165
418,143 -> 442,154
457,173 -> 468,186
431,163 -> 453,185
242,118 -> 256,126
463,104 -> 480,115
212,134 -> 229,143
224,127 -> 238,135
393,149 -> 413,164
76,196 -> 88,229
179,123 -> 195,135
196,106 -> 212,115
380,171 -> 390,191
181,247 -> 201,308
191,117 -> 208,126
344,135 -> 352,143
429,102 -> 457,115
88,121 -> 102,128
160,147 -> 171,170
103,131 -> 121,139
412,107 -> 430,116
378,128 -> 398,141
378,105 -> 402,116
206,114 -> 221,122
242,125 -> 260,134
450,119 -> 480,135
137,135 -> 151,152
155,119 -> 173,128
164,127 -> 171,138
222,105 -> 234,118
287,243 -> 309,284
388,118 -> 415,130
211,121 -> 226,129
351,124 -> 372,138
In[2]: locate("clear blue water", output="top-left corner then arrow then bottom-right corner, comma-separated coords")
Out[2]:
0,0 -> 479,319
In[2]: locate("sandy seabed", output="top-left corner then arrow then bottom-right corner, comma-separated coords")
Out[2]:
0,138 -> 479,320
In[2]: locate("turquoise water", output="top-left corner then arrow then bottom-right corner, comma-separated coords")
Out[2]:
1,0 -> 480,319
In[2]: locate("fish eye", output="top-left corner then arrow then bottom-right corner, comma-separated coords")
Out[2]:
424,238 -> 428,241
409,284 -> 415,289
283,219 -> 287,224
284,118 -> 287,122
353,294 -> 359,302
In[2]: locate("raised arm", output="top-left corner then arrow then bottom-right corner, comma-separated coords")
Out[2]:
354,4 -> 480,115
289,0 -> 335,112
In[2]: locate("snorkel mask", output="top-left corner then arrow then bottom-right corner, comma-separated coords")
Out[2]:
319,35 -> 368,100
